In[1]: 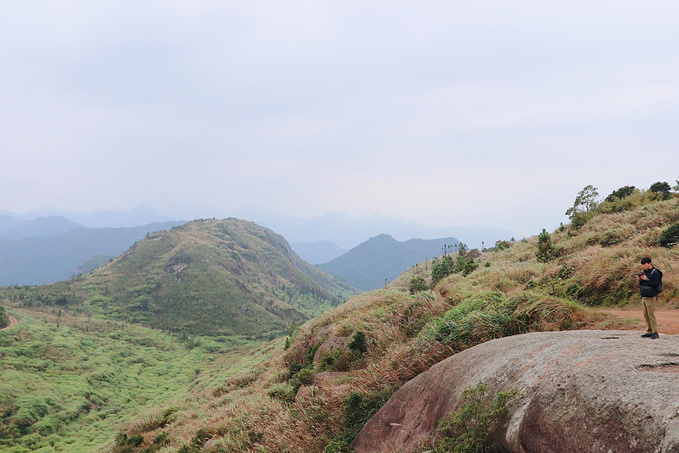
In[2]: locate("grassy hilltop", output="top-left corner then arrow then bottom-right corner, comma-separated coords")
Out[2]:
98,187 -> 679,452
1,218 -> 357,338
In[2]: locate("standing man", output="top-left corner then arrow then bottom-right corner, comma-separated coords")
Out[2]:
638,257 -> 661,339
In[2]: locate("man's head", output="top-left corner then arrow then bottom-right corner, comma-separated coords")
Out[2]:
641,257 -> 652,270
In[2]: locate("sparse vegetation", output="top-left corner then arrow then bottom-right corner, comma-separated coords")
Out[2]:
0,310 -> 267,452
434,384 -> 518,453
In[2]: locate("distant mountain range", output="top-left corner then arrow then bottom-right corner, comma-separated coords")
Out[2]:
318,234 -> 461,290
232,207 -> 517,252
1,205 -> 518,260
0,219 -> 184,286
1,205 -> 176,229
0,206 -> 518,287
288,241 -> 348,264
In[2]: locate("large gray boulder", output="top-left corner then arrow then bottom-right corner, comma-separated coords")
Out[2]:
352,330 -> 679,453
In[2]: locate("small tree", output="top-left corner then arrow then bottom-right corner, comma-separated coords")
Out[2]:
565,185 -> 599,228
605,185 -> 636,202
536,229 -> 555,262
673,178 -> 679,192
431,255 -> 455,285
409,276 -> 428,294
348,331 -> 368,353
650,181 -> 672,199
565,185 -> 599,218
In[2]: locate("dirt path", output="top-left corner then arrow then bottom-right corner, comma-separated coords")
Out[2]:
596,308 -> 679,335
0,315 -> 17,331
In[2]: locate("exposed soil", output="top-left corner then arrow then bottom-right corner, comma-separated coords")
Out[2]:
0,315 -> 17,331
594,308 -> 679,335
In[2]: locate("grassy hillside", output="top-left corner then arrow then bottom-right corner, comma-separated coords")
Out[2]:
319,234 -> 461,290
0,308 -> 274,453
0,219 -> 357,338
97,191 -> 679,452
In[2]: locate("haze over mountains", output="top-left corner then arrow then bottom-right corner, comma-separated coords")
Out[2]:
0,220 -> 184,286
0,206 -> 516,288
1,205 -> 517,258
319,234 -> 461,290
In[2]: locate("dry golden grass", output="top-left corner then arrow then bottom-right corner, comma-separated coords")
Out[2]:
112,195 -> 679,453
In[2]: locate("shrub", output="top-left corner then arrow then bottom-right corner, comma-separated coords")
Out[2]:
339,389 -> 393,444
153,431 -> 170,446
434,384 -> 518,453
461,258 -> 478,276
650,181 -> 672,199
324,440 -> 351,453
605,185 -> 637,202
659,223 -> 679,247
493,240 -> 510,251
127,435 -> 144,446
0,306 -> 8,329
409,276 -> 428,294
268,383 -> 296,403
192,428 -> 211,449
432,256 -> 455,285
348,331 -> 367,353
296,368 -> 315,386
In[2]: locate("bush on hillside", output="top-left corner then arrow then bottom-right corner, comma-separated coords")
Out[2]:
409,276 -> 428,294
434,384 -> 518,453
605,185 -> 637,202
420,291 -> 587,351
431,246 -> 479,285
348,331 -> 367,353
659,223 -> 679,248
0,306 -> 8,329
335,389 -> 393,445
431,255 -> 455,285
650,181 -> 672,199
493,240 -> 511,251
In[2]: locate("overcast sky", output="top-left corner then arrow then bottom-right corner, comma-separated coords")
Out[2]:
2,1 -> 678,237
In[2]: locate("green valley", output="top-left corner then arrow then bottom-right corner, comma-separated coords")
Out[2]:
0,309 -> 271,452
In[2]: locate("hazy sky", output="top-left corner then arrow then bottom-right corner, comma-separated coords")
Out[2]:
2,1 -> 678,237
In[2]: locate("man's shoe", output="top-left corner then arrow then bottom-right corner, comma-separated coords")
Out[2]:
641,333 -> 653,338
651,333 -> 660,339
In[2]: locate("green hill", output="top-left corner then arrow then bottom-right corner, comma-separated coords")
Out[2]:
319,234 -> 461,290
2,218 -> 357,337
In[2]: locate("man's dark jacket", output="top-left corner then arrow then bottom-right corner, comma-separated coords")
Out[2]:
640,267 -> 661,298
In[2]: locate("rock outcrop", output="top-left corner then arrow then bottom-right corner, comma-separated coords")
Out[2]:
313,337 -> 348,367
352,330 -> 679,453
